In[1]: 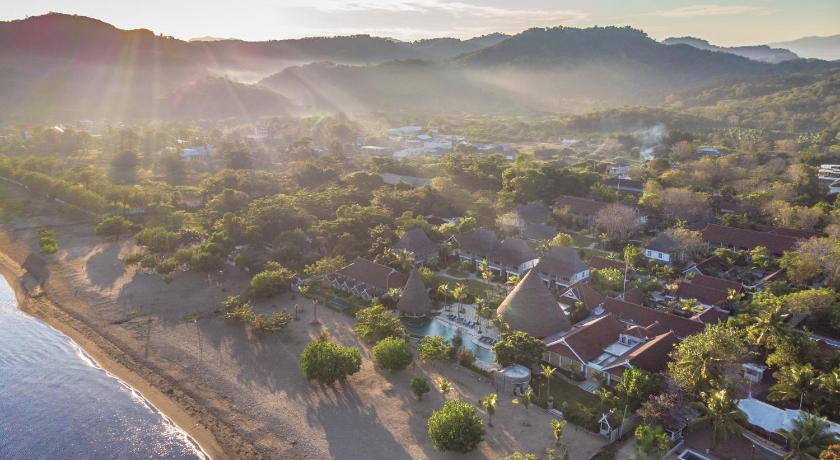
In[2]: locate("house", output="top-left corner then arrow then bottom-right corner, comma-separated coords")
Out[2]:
328,258 -> 407,301
737,397 -> 840,445
700,224 -> 801,256
453,228 -> 498,264
554,195 -> 609,227
496,269 -> 571,339
644,233 -> 682,264
489,238 -> 538,279
695,146 -> 725,157
395,269 -> 433,318
589,256 -> 626,272
603,178 -> 644,194
606,163 -> 631,177
543,314 -> 679,386
181,146 -> 212,161
380,173 -> 431,187
453,229 -> 537,279
392,228 -> 438,264
520,222 -> 559,242
683,255 -> 728,276
531,247 -> 590,289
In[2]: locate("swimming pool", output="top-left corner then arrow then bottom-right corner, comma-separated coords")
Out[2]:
404,316 -> 496,364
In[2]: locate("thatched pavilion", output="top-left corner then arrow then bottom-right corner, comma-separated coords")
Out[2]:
395,269 -> 433,318
496,269 -> 571,338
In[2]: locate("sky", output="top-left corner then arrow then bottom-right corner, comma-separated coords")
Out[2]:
3,0 -> 840,45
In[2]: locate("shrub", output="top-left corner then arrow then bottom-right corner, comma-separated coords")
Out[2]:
251,312 -> 291,332
37,229 -> 58,254
95,216 -> 132,240
418,336 -> 452,361
122,251 -> 144,265
249,266 -> 296,298
354,304 -> 407,343
224,301 -> 254,322
135,226 -> 180,253
427,400 -> 485,453
411,376 -> 431,400
457,349 -> 476,367
155,257 -> 179,275
372,337 -> 413,371
493,330 -> 546,369
300,336 -> 362,385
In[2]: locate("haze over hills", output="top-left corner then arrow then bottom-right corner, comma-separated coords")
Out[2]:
0,12 -> 838,121
662,36 -> 799,64
771,35 -> 840,61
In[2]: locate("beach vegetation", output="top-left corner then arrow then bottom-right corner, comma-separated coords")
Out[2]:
372,337 -> 413,371
300,335 -> 362,385
411,376 -> 431,400
37,228 -> 58,254
427,400 -> 484,453
353,304 -> 407,343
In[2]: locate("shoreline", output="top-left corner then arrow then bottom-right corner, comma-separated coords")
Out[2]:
0,233 -> 245,460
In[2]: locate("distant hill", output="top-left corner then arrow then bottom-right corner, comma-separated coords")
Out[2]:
0,14 -> 838,120
262,27 -> 837,114
663,36 -> 798,63
771,35 -> 840,61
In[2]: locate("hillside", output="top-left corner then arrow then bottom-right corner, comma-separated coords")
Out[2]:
771,35 -> 840,61
662,36 -> 799,63
666,70 -> 840,131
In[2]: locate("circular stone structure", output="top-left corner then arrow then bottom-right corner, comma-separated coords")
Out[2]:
494,364 -> 532,395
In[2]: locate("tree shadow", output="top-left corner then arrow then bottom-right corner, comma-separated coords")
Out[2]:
84,244 -> 126,289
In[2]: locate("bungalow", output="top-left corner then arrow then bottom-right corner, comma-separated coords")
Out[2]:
557,280 -> 606,315
602,298 -> 705,339
453,228 -> 498,264
520,222 -> 559,242
644,233 -> 682,264
683,255 -> 729,277
181,145 -> 212,161
500,202 -> 552,231
695,146 -> 725,157
392,228 -> 438,264
497,270 -> 571,339
531,247 -> 590,289
328,257 -> 407,301
603,178 -> 644,194
554,195 -> 609,227
453,229 -> 537,279
589,256 -> 626,272
700,224 -> 801,256
543,314 -> 679,387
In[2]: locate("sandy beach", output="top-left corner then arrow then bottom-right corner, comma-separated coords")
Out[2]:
0,186 -> 607,460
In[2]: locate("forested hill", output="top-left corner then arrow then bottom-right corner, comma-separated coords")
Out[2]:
667,70 -> 840,131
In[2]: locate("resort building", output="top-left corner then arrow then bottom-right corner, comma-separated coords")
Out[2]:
700,224 -> 802,256
328,257 -> 407,301
602,298 -> 705,339
644,232 -> 682,264
392,228 -> 438,264
395,269 -> 433,318
530,247 -> 590,289
453,229 -> 537,279
496,269 -> 572,339
544,314 -> 679,386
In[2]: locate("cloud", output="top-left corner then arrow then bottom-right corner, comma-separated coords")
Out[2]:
654,4 -> 771,18
294,0 -> 589,38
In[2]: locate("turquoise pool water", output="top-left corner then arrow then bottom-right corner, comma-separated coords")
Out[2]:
404,316 -> 496,364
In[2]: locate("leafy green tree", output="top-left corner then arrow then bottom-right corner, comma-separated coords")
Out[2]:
135,226 -> 180,253
418,336 -> 452,361
411,376 -> 431,401
249,266 -> 296,298
372,337 -> 413,371
751,246 -> 770,270
300,335 -> 362,385
551,419 -> 567,446
689,388 -> 747,448
481,393 -> 497,427
95,216 -> 133,241
427,400 -> 485,453
158,150 -> 186,184
110,150 -> 139,183
590,268 -> 623,295
818,368 -> 840,419
493,330 -> 546,369
634,424 -> 671,459
784,413 -> 839,460
614,368 -> 661,412
353,304 -> 407,343
541,364 -> 556,399
668,324 -> 745,395
37,228 -> 59,254
549,233 -> 574,248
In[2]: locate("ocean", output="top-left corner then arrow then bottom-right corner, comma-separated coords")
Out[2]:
0,274 -> 205,459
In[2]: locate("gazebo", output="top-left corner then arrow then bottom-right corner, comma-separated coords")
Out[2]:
395,269 -> 433,318
496,269 -> 571,339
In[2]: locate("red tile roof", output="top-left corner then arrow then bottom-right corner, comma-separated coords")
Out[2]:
701,224 -> 799,254
603,298 -> 705,339
689,274 -> 743,294
547,314 -> 625,363
589,256 -> 625,271
674,281 -> 729,306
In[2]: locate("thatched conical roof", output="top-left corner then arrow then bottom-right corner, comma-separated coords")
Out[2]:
396,269 -> 433,317
496,269 -> 571,338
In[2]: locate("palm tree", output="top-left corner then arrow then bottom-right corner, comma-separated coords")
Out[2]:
783,413 -> 839,460
818,368 -> 840,418
452,283 -> 467,320
505,274 -> 520,290
513,386 -> 535,426
437,284 -> 451,312
551,418 -> 567,446
436,377 -> 452,400
311,297 -> 320,325
770,364 -> 816,410
541,364 -> 556,400
689,388 -> 747,448
474,298 -> 486,332
748,301 -> 790,351
481,393 -> 497,427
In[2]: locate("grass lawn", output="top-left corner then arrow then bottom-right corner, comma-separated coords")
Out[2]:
434,274 -> 496,298
445,266 -> 469,278
533,378 -> 602,432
